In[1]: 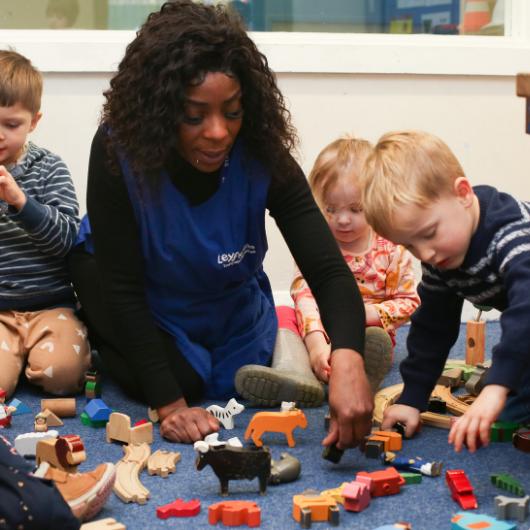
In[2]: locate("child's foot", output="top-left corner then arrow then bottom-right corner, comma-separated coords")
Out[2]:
234,365 -> 325,408
34,461 -> 116,521
363,327 -> 393,393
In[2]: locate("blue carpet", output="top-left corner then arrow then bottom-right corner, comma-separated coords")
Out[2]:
4,322 -> 530,530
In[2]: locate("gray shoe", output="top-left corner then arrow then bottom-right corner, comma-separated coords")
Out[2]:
363,327 -> 393,393
234,328 -> 324,408
234,364 -> 325,408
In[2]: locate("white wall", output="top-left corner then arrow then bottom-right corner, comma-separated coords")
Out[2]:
31,70 -> 528,321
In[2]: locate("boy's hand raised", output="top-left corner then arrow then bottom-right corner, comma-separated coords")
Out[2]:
0,166 -> 26,211
381,404 -> 420,438
448,384 -> 509,453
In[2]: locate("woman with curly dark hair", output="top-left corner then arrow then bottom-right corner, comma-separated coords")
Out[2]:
69,0 -> 374,448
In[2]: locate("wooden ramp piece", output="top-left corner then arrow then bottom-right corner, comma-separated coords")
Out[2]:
147,449 -> 181,478
113,443 -> 151,504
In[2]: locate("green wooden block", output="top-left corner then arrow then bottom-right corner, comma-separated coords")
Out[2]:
400,472 -> 422,484
80,411 -> 107,428
491,473 -> 525,496
490,421 -> 520,442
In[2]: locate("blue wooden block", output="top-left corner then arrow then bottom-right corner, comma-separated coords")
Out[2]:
451,512 -> 516,530
84,398 -> 112,422
8,398 -> 32,416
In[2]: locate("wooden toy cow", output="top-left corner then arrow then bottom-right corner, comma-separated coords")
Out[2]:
194,442 -> 271,496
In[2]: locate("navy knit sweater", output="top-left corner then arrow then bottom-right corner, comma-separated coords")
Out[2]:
398,185 -> 530,411
0,142 -> 79,311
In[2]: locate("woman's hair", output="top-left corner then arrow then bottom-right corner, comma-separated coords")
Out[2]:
361,130 -> 465,237
309,136 -> 372,210
0,49 -> 42,115
102,0 -> 297,181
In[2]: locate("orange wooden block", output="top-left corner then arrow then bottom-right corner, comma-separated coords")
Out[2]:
371,430 -> 403,451
292,494 -> 339,526
465,320 -> 485,366
208,500 -> 260,527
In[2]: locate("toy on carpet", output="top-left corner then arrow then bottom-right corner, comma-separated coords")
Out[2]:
194,442 -> 271,496
41,397 -> 76,417
320,483 -> 349,505
513,427 -> 530,453
491,473 -> 525,496
494,494 -> 530,522
84,370 -> 102,401
206,397 -> 245,429
202,432 -> 243,448
36,434 -> 87,473
451,512 -> 515,530
7,397 -> 32,416
371,523 -> 411,530
385,454 -> 442,477
106,412 -> 153,445
269,451 -> 301,484
357,467 -> 405,497
208,500 -> 261,527
40,408 -> 63,426
83,398 -> 112,428
147,449 -> 181,478
465,305 -> 488,366
79,518 -> 125,530
34,411 -> 48,432
292,492 -> 339,528
446,469 -> 478,510
490,421 -> 520,442
113,442 -> 151,504
245,408 -> 307,448
156,498 -> 200,519
14,430 -> 59,457
342,479 -> 371,512
0,388 -> 16,427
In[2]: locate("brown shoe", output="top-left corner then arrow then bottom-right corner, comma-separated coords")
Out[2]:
34,461 -> 116,521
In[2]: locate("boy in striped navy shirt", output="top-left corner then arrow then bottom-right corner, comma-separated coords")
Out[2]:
0,50 -> 90,398
361,130 -> 530,453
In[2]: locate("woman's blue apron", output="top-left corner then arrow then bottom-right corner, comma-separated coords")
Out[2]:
77,139 -> 277,399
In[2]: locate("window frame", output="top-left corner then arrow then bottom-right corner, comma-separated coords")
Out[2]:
0,0 -> 529,75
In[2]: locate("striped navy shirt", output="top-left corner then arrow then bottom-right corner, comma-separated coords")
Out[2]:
0,142 -> 79,311
398,185 -> 530,411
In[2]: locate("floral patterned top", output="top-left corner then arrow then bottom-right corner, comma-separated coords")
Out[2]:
290,232 -> 420,344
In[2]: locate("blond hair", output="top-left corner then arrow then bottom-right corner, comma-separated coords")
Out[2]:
0,50 -> 42,115
309,136 -> 372,211
361,130 -> 466,237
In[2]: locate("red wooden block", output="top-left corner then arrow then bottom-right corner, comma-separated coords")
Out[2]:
356,467 -> 405,497
208,500 -> 261,527
156,498 -> 200,519
446,469 -> 478,510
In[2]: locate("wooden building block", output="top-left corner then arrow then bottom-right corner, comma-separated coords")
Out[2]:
41,398 -> 76,418
465,320 -> 485,366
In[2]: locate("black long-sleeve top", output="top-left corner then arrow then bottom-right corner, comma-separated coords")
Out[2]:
87,127 -> 365,407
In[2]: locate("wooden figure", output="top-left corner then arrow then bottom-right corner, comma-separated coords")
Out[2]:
269,452 -> 301,485
41,408 -> 63,427
320,483 -> 349,506
156,498 -> 200,519
106,412 -> 153,445
495,495 -> 530,522
357,467 -> 405,497
292,493 -> 339,527
36,435 -> 86,473
451,512 -> 516,530
0,389 -> 16,428
206,398 -> 245,429
446,469 -> 478,510
194,443 -> 271,496
41,398 -> 76,418
342,480 -> 371,513
208,500 -> 260,527
147,449 -> 181,478
245,409 -> 307,448
14,430 -> 59,458
113,443 -> 151,504
34,412 -> 48,432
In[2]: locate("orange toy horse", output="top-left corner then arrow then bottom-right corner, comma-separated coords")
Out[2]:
244,409 -> 307,448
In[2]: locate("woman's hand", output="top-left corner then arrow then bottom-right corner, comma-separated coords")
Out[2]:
323,349 -> 373,450
448,384 -> 509,453
158,398 -> 220,443
381,403 -> 420,438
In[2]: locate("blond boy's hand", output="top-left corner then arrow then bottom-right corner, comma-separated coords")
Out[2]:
381,403 -> 420,438
304,331 -> 331,383
448,384 -> 509,453
0,165 -> 26,211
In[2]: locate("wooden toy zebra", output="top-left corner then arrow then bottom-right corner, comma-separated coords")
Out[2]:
206,398 -> 245,429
